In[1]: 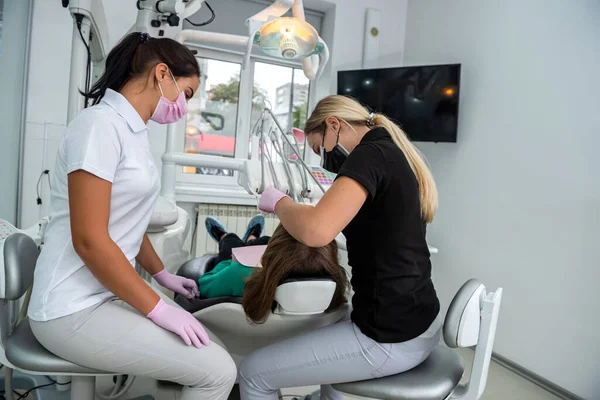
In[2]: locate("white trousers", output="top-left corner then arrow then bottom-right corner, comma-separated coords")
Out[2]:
239,312 -> 442,400
30,291 -> 237,400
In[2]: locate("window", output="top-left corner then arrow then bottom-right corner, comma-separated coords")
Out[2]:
184,58 -> 241,176
252,62 -> 310,134
175,48 -> 313,202
249,63 -> 310,166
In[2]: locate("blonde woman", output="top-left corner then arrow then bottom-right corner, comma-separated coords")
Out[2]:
239,95 -> 443,400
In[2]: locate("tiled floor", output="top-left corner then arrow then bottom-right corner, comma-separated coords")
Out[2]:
453,347 -> 560,400
4,348 -> 561,399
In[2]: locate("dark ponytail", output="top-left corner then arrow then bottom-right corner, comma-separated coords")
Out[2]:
82,32 -> 200,106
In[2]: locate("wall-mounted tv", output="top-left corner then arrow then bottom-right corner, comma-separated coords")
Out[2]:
337,64 -> 461,143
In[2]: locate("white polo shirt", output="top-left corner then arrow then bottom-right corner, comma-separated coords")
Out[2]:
28,89 -> 161,322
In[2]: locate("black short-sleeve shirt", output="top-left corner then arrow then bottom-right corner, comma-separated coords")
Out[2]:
337,127 -> 440,343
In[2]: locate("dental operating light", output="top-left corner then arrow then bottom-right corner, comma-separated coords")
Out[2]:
255,17 -> 324,60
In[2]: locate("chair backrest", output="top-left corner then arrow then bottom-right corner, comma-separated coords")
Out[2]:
443,279 -> 503,400
1,233 -> 39,301
1,233 -> 39,350
443,279 -> 486,348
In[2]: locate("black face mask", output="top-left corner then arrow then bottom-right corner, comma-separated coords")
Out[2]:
320,128 -> 350,174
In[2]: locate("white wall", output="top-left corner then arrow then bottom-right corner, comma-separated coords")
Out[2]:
305,0 -> 408,99
0,0 -> 31,225
403,1 -> 600,398
19,0 -> 408,228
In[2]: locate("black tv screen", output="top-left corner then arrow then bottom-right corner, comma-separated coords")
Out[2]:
337,64 -> 461,142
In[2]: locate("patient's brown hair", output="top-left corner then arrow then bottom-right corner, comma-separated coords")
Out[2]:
242,224 -> 347,324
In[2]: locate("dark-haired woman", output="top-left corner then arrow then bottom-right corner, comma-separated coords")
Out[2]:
27,32 -> 236,399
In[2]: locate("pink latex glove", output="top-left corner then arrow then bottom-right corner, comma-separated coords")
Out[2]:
258,187 -> 289,214
147,299 -> 210,348
153,269 -> 199,299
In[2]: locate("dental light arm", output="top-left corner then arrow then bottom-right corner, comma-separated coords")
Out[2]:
289,0 -> 327,80
134,0 -> 329,80
248,0 -> 294,24
175,0 -> 328,80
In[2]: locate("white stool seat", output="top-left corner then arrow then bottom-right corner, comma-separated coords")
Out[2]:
332,346 -> 464,400
6,319 -> 106,375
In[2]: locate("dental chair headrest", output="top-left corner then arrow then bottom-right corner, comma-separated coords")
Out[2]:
274,278 -> 336,315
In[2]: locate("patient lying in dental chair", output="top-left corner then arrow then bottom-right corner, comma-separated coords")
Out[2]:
195,215 -> 347,323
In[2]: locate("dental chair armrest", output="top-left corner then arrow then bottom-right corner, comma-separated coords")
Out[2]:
274,278 -> 336,316
176,253 -> 219,282
175,294 -> 242,313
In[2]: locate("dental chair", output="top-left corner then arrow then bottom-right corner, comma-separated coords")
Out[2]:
0,233 -> 139,400
175,254 -> 349,367
328,279 -> 503,400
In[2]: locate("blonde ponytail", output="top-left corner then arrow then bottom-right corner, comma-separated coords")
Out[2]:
305,95 -> 438,223
370,114 -> 438,223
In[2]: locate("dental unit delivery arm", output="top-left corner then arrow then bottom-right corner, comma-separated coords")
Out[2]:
263,108 -> 326,194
